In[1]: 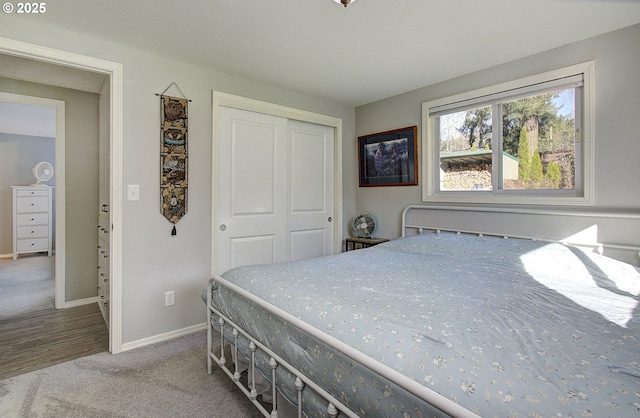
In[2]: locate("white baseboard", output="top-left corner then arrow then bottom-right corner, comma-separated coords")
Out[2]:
120,323 -> 207,352
0,253 -> 13,259
63,296 -> 98,308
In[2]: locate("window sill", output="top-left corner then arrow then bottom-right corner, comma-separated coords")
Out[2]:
421,190 -> 595,207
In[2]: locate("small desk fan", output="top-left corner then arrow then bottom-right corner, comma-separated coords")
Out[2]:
353,212 -> 377,238
31,161 -> 54,186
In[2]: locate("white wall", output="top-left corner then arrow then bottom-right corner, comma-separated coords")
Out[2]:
355,23 -> 640,264
0,15 -> 356,345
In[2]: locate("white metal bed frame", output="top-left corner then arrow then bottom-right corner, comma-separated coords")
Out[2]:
206,205 -> 611,417
206,273 -> 477,418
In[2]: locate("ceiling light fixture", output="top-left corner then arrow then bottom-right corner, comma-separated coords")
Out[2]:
335,0 -> 355,7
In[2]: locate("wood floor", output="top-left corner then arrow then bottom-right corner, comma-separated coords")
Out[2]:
0,303 -> 108,380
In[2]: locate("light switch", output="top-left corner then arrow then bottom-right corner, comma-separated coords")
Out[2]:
128,184 -> 140,201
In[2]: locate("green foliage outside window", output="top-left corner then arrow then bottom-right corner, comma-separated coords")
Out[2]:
517,128 -> 531,182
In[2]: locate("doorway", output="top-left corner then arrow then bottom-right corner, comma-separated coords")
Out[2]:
0,37 -> 124,353
0,94 -> 64,311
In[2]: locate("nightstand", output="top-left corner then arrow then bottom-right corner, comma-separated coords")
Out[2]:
345,237 -> 389,251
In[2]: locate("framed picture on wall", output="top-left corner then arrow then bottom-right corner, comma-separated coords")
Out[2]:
358,126 -> 418,187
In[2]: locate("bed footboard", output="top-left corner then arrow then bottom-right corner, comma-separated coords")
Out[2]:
207,278 -> 353,418
206,276 -> 479,418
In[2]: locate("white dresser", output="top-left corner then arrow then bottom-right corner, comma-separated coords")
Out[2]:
11,186 -> 53,260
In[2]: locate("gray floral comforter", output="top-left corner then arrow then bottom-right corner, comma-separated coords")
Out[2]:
207,233 -> 640,417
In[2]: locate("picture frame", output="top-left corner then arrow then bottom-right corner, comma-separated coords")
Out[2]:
358,126 -> 418,187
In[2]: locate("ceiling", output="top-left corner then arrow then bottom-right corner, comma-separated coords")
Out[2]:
3,0 -> 640,107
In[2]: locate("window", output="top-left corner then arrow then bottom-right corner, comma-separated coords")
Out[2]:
422,62 -> 594,206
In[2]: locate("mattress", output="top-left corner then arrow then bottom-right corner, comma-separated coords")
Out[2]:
206,233 -> 640,417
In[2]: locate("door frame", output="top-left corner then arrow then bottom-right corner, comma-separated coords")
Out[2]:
0,36 -> 125,354
211,91 -> 343,275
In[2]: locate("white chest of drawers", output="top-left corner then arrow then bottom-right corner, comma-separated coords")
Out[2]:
11,186 -> 53,260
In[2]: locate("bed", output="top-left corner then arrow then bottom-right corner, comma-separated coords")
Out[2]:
204,216 -> 640,417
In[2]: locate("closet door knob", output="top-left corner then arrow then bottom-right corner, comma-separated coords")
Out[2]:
219,224 -> 227,231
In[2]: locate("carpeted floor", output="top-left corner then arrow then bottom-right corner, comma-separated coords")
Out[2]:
0,255 -> 54,319
0,256 -> 265,416
0,330 -> 263,418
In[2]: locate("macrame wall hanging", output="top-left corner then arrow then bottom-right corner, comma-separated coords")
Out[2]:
157,82 -> 190,235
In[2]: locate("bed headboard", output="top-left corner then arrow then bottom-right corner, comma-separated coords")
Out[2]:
401,205 -> 640,262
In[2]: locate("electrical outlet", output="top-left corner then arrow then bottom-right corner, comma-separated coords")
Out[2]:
164,290 -> 175,307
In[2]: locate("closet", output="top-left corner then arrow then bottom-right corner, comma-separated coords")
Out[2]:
214,105 -> 337,275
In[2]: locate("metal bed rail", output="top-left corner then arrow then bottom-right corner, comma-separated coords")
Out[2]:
403,225 -> 605,254
401,204 -> 640,258
207,281 -> 354,418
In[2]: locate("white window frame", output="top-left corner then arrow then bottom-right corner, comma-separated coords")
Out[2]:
422,61 -> 595,206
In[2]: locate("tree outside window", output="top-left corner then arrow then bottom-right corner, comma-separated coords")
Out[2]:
423,62 -> 594,206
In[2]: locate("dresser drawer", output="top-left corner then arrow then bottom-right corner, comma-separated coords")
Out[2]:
16,238 -> 49,252
98,217 -> 110,241
17,225 -> 49,239
16,213 -> 49,226
16,197 -> 49,213
16,189 -> 50,198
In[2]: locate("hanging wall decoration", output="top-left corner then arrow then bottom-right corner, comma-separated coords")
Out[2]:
157,83 -> 190,235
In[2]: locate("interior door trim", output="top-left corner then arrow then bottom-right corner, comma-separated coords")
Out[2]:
0,36 -> 125,354
211,91 -> 343,276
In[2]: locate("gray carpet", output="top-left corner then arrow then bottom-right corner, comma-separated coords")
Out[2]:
0,255 -> 54,319
0,331 -> 262,418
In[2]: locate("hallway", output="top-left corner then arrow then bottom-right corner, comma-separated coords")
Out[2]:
0,255 -> 108,380
0,303 -> 108,380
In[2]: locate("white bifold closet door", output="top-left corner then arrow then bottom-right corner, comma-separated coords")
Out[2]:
216,106 -> 334,275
